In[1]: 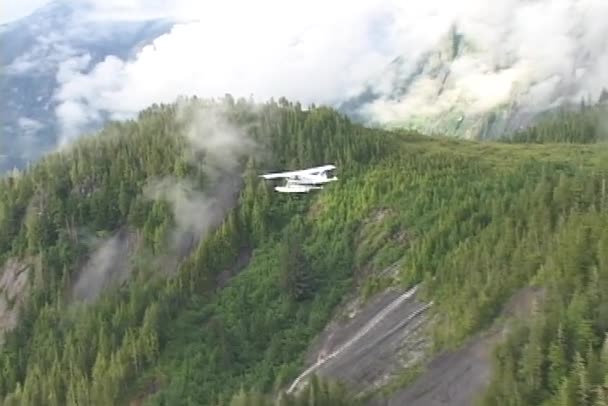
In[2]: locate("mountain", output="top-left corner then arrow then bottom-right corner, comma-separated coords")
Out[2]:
339,25 -> 608,140
0,0 -> 174,172
5,4 -> 607,176
0,95 -> 606,405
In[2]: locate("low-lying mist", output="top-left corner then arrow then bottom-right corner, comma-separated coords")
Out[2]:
72,102 -> 258,302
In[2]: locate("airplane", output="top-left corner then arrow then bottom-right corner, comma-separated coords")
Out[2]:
259,164 -> 338,193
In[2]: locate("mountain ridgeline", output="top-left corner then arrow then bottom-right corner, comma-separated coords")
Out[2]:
504,102 -> 608,145
0,96 -> 606,405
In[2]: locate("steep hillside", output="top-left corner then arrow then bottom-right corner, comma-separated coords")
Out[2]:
0,97 -> 389,405
0,96 -> 606,406
254,124 -> 608,405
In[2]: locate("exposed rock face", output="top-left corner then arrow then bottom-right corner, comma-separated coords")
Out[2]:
372,286 -> 544,406
0,259 -> 30,340
288,262 -> 544,406
377,328 -> 500,406
287,281 -> 432,397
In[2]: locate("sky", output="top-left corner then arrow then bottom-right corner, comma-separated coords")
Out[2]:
4,0 -> 608,143
0,0 -> 50,23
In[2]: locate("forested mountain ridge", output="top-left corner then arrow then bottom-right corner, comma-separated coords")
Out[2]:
503,102 -> 608,145
0,96 -> 390,405
0,96 -> 606,405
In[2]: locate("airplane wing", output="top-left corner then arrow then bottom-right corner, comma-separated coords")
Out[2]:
259,164 -> 335,179
297,164 -> 336,175
259,170 -> 303,179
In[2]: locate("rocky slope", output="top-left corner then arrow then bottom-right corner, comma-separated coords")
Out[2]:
288,267 -> 544,406
286,280 -> 431,397
0,259 -> 30,342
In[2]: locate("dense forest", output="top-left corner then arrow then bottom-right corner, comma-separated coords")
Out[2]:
0,95 -> 606,405
505,103 -> 608,144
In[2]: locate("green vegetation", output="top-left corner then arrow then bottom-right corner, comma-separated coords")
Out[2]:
479,198 -> 608,405
0,95 -> 606,405
224,374 -> 361,406
0,97 -> 389,405
505,103 -> 608,144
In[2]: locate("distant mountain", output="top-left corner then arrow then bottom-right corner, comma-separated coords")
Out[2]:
0,0 -> 174,172
4,5 -> 605,173
339,26 -> 606,140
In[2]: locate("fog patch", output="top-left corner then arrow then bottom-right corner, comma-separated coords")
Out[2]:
142,176 -> 240,259
177,101 -> 259,174
71,102 -> 258,301
72,228 -> 136,303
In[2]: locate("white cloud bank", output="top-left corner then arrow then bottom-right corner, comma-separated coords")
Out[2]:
0,0 -> 50,24
362,0 -> 608,125
53,0 -> 608,142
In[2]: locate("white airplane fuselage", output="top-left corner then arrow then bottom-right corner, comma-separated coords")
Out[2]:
275,184 -> 322,193
289,174 -> 338,185
259,164 -> 338,193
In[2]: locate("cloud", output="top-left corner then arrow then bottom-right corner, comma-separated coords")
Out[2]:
142,104 -> 255,258
52,0 -> 608,139
5,34 -> 80,75
17,117 -> 44,134
72,230 -> 134,302
0,0 -> 50,24
176,101 -> 259,176
77,0 -> 187,21
360,0 -> 608,125
72,104 -> 255,300
52,0 -> 397,140
142,178 -> 229,257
